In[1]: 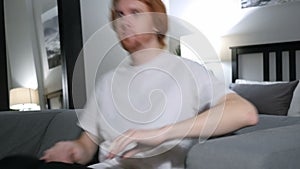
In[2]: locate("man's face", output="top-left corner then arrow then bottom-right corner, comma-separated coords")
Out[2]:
114,0 -> 158,52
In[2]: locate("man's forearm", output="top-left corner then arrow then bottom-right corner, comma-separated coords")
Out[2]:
161,93 -> 258,141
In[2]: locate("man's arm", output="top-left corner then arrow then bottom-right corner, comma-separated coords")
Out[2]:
107,93 -> 258,158
163,93 -> 258,139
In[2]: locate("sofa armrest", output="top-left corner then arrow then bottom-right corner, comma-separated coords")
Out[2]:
186,124 -> 300,169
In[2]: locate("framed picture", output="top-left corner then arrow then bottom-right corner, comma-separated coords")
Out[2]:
41,6 -> 61,69
241,0 -> 300,8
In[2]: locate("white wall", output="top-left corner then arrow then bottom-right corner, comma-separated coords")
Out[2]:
223,1 -> 300,45
220,1 -> 300,55
5,0 -> 38,89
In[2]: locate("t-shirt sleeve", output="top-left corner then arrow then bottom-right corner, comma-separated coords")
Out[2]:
206,69 -> 233,106
77,96 -> 101,139
77,77 -> 106,141
189,61 -> 233,111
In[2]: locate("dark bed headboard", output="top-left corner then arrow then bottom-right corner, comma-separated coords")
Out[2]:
230,41 -> 300,83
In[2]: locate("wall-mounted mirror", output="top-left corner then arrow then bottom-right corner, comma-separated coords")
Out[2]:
1,0 -> 86,110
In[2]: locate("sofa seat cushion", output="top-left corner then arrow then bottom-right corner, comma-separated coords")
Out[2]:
235,114 -> 300,134
186,124 -> 300,169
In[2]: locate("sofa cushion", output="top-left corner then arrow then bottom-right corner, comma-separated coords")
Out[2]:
235,79 -> 300,116
230,81 -> 299,116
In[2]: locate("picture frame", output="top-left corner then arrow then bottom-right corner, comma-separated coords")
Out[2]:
41,6 -> 61,69
241,0 -> 300,8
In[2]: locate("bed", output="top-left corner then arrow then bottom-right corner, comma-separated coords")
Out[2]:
186,41 -> 300,169
229,41 -> 300,117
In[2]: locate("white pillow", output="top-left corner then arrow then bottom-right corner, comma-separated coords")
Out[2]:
235,79 -> 300,117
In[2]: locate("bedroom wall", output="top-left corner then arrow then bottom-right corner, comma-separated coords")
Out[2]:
4,0 -> 38,89
222,1 -> 300,52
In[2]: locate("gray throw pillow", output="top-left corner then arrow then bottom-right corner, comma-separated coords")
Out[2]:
230,81 -> 299,116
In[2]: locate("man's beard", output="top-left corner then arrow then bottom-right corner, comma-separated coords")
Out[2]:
119,33 -> 156,53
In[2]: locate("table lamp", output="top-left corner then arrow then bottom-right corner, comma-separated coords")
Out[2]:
9,88 -> 40,111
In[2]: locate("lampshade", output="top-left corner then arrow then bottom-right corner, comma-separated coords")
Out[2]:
10,88 -> 40,111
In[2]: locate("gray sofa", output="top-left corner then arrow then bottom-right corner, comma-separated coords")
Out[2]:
1,110 -> 300,169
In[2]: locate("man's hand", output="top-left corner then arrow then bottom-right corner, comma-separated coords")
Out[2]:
40,141 -> 85,164
107,127 -> 168,159
40,132 -> 99,164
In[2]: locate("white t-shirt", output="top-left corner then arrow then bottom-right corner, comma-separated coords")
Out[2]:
78,51 -> 230,169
